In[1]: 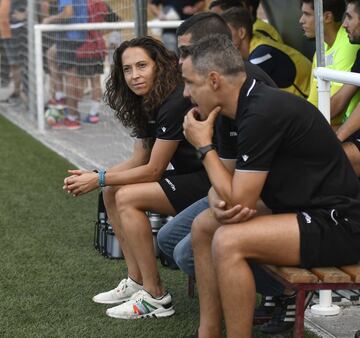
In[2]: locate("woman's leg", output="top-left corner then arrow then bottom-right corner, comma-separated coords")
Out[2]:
103,186 -> 142,283
115,182 -> 176,297
212,214 -> 300,338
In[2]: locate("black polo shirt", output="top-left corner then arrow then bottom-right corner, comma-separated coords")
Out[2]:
231,76 -> 360,222
138,84 -> 203,174
216,62 -> 277,160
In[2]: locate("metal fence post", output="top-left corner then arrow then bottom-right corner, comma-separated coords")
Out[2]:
134,0 -> 148,37
27,0 -> 37,118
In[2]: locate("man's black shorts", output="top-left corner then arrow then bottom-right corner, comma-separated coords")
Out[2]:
344,129 -> 360,152
298,209 -> 360,268
159,170 -> 211,213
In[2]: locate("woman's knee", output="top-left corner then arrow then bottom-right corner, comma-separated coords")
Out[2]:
114,186 -> 135,213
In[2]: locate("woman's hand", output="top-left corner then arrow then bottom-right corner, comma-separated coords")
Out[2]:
63,170 -> 99,196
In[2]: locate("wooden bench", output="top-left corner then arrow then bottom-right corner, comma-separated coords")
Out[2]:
187,264 -> 360,337
262,264 -> 360,338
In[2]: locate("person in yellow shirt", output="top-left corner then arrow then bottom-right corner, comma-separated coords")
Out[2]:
209,0 -> 283,43
221,7 -> 311,98
300,0 -> 360,126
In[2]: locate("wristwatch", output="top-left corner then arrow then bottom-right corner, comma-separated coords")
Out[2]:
197,144 -> 215,160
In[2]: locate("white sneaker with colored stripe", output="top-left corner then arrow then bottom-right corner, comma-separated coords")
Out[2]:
106,289 -> 175,319
92,277 -> 143,304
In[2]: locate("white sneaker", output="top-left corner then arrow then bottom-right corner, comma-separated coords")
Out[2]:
106,289 -> 175,319
92,277 -> 143,304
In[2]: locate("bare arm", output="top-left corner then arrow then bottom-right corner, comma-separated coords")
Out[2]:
64,138 -> 179,196
149,3 -> 162,18
182,1 -> 206,15
336,103 -> 360,142
330,84 -> 359,119
42,4 -> 73,24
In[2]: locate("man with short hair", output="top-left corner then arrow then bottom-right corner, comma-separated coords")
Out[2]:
209,0 -> 283,43
300,0 -> 360,125
221,7 -> 311,98
158,11 -> 288,333
330,0 -> 360,175
181,34 -> 360,338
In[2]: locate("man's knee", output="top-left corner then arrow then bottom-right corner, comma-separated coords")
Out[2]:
157,225 -> 173,257
192,210 -> 216,246
212,226 -> 244,263
114,186 -> 134,212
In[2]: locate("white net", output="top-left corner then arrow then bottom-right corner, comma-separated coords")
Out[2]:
0,0 -> 136,122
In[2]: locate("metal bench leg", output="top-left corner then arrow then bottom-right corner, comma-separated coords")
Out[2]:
294,289 -> 306,338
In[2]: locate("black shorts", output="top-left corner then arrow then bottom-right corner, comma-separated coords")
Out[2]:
344,129 -> 360,152
57,40 -> 84,71
297,209 -> 360,268
159,170 -> 211,213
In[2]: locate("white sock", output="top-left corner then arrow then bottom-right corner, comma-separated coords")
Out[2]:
89,100 -> 100,116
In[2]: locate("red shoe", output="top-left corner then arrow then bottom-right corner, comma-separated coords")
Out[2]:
63,117 -> 81,130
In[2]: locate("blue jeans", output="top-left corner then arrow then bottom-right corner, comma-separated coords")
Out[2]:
157,197 -> 284,296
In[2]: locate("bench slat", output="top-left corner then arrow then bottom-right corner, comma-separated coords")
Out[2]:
310,267 -> 352,283
266,265 -> 318,283
340,265 -> 360,283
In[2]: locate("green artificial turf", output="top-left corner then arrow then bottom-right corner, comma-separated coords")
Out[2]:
0,116 -> 319,338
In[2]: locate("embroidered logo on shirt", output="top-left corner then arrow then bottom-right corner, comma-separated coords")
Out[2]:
164,178 -> 176,191
161,127 -> 167,133
242,154 -> 249,162
301,212 -> 312,224
229,131 -> 238,137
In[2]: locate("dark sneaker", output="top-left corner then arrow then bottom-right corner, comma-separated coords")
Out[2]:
253,295 -> 277,325
83,113 -> 100,124
259,294 -> 296,334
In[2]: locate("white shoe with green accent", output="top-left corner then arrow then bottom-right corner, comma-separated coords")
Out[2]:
92,277 -> 142,304
106,289 -> 175,319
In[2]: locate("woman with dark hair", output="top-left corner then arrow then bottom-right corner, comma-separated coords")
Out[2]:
63,36 -> 210,319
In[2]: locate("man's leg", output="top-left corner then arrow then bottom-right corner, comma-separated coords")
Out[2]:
157,196 -> 209,276
212,214 -> 300,338
192,209 -> 223,338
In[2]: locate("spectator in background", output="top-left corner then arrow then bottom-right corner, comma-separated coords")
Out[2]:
221,7 -> 311,98
300,0 -> 360,126
149,0 -> 205,52
43,0 -> 88,129
39,0 -> 67,110
0,0 -> 27,105
209,0 -> 283,43
330,0 -> 360,176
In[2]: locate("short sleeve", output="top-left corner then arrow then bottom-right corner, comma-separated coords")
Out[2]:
351,50 -> 360,73
236,112 -> 284,171
215,116 -> 237,159
155,92 -> 192,141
